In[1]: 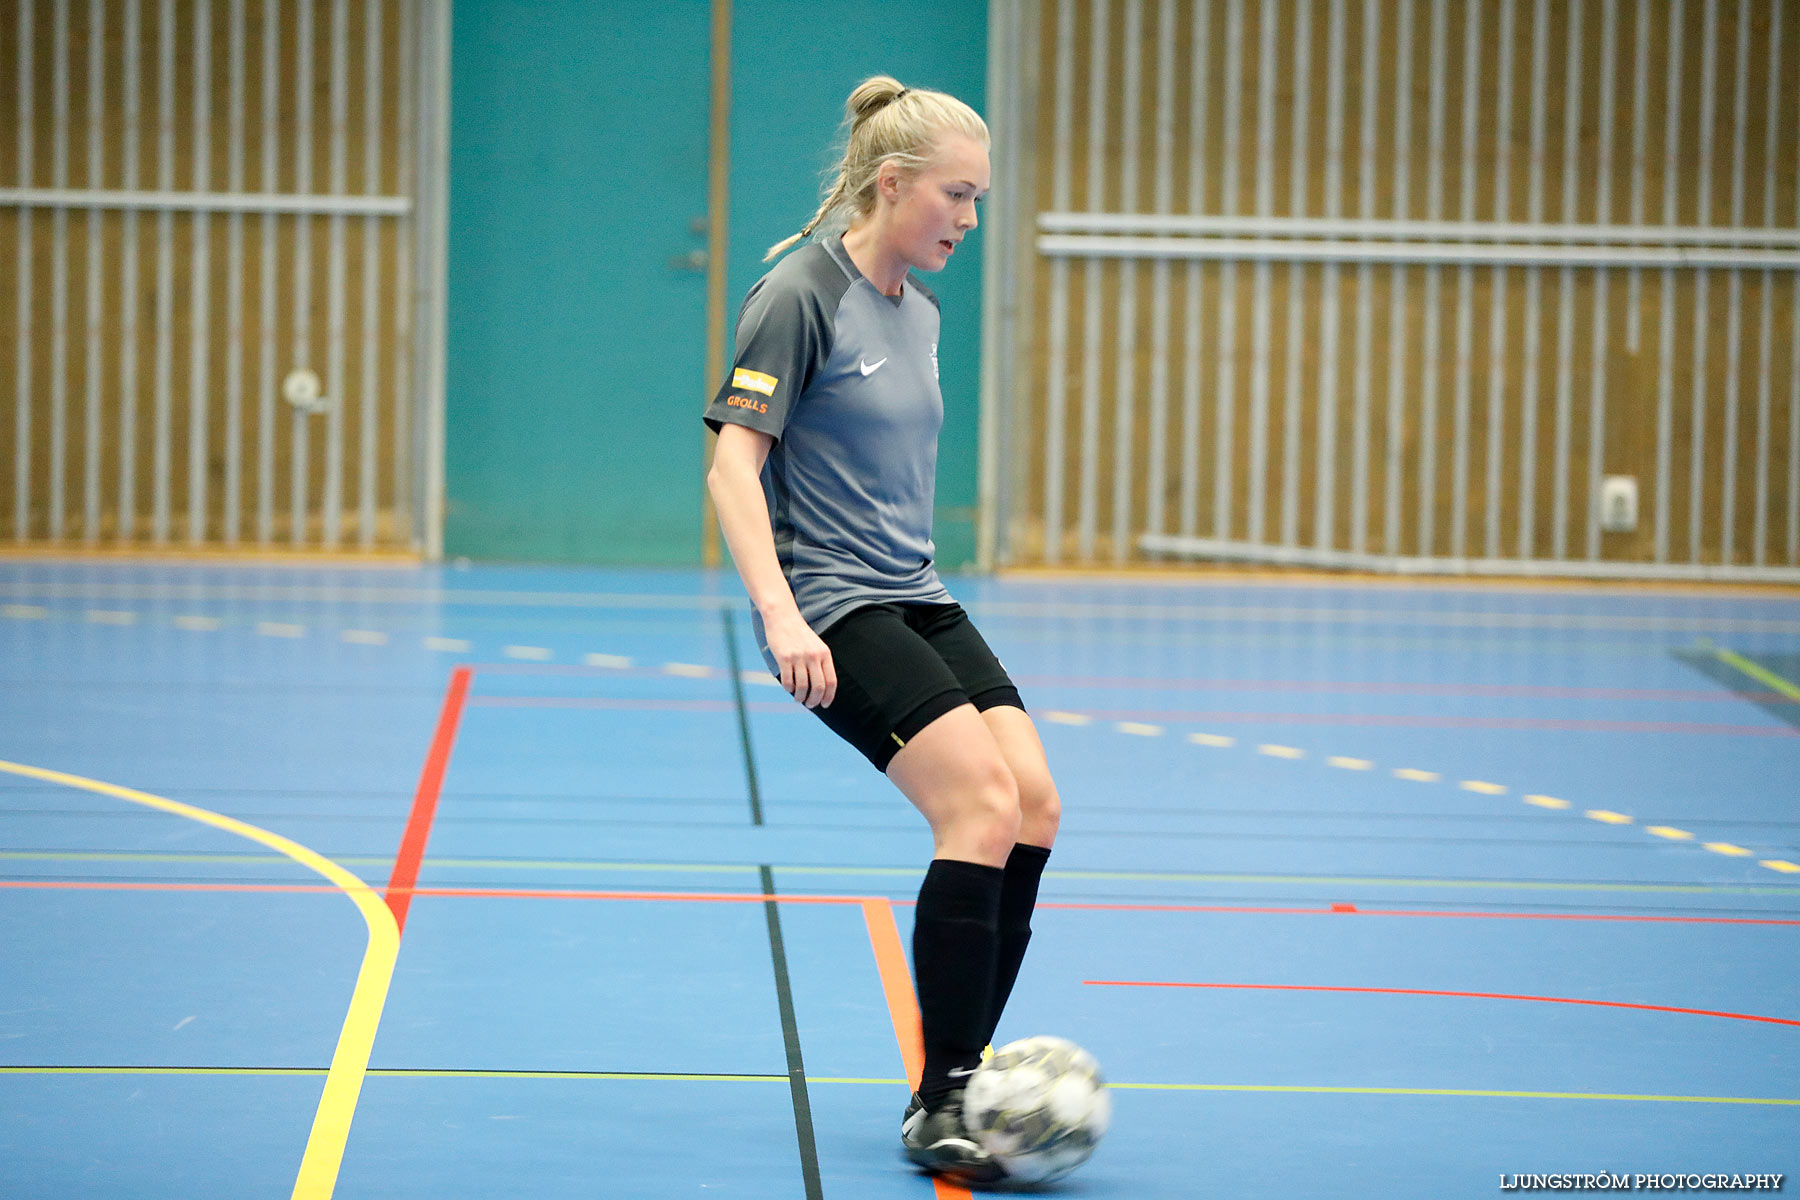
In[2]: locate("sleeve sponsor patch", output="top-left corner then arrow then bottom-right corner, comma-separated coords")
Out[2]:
732,367 -> 779,396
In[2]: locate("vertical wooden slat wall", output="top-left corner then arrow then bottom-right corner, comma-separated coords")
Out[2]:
0,0 -> 417,550
1009,0 -> 1800,575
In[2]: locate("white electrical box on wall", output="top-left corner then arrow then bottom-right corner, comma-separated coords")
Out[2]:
1599,476 -> 1639,533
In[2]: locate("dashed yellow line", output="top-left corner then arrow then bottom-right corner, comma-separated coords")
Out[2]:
583,653 -> 632,668
16,600 -> 1793,883
1585,810 -> 1633,825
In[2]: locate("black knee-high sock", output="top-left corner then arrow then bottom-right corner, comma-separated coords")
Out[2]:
982,843 -> 1051,1048
913,858 -> 1004,1111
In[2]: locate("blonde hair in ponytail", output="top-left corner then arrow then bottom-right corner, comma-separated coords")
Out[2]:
764,75 -> 989,261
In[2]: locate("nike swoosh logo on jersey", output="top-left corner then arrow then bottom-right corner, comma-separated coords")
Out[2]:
859,357 -> 889,376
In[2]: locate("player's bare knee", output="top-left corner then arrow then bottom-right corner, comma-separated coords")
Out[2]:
962,761 -> 1021,857
1019,771 -> 1061,837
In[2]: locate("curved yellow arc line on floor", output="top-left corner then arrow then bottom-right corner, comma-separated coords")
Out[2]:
0,758 -> 398,1200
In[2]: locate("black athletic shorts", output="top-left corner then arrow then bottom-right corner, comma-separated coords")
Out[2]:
807,602 -> 1024,773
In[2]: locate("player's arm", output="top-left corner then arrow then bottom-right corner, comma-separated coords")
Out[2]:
706,423 -> 837,708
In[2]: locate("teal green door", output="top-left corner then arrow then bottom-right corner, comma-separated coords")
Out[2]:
445,2 -> 711,563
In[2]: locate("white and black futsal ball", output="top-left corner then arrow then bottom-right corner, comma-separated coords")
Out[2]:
961,1035 -> 1110,1185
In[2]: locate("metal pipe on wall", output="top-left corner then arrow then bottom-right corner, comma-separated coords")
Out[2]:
1076,0 -> 1108,560
84,0 -> 105,542
1315,0 -> 1347,553
324,0 -> 349,546
14,0 -> 35,541
49,0 -> 71,541
189,0 -> 213,543
1111,0 -> 1142,562
1280,0 -> 1311,549
1042,0 -> 1076,562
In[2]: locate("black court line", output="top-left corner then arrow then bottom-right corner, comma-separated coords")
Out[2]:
722,607 -> 765,826
722,607 -> 823,1200
761,864 -> 825,1200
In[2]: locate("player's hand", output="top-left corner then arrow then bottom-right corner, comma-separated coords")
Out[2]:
764,609 -> 837,709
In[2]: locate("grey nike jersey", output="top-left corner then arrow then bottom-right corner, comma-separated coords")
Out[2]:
703,234 -> 954,664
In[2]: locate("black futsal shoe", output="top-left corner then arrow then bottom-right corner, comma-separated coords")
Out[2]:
900,1087 -> 1006,1185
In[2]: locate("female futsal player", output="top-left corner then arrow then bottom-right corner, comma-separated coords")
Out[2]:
703,76 -> 1060,1184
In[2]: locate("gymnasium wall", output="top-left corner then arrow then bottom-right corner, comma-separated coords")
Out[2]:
0,0 -> 420,550
727,0 -> 991,572
443,0 -> 989,567
999,0 -> 1800,575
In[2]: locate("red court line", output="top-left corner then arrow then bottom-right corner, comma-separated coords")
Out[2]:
413,886 -> 867,905
1084,981 -> 1800,1028
384,665 -> 472,933
1013,677 -> 1797,704
1040,710 -> 1800,736
5,880 -> 1798,927
423,665 -> 1800,705
466,696 -> 1798,735
1033,901 -> 1800,926
469,696 -> 780,713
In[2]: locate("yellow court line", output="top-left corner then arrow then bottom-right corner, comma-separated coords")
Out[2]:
1107,1083 -> 1800,1106
1712,647 -> 1800,701
7,1066 -> 1791,1107
0,759 -> 398,1200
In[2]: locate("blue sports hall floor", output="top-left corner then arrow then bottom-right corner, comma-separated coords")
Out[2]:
0,558 -> 1795,1199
